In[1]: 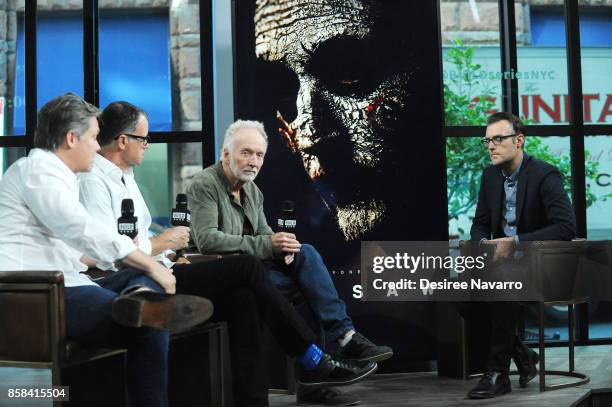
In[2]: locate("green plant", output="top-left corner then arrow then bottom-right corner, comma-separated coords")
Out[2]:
444,39 -> 610,234
444,39 -> 496,126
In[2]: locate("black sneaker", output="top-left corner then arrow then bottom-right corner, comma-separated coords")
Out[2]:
336,333 -> 393,362
298,354 -> 377,389
296,387 -> 361,406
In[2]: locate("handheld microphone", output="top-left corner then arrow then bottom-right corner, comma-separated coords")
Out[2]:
277,200 -> 296,234
171,193 -> 191,259
118,199 -> 138,240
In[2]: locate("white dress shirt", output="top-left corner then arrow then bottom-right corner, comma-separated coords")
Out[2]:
0,149 -> 136,287
78,154 -> 174,270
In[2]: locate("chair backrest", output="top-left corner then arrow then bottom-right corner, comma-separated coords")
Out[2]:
459,240 -> 588,302
0,271 -> 66,366
529,240 -> 587,302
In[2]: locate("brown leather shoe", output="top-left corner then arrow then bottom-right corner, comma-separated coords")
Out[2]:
112,290 -> 213,332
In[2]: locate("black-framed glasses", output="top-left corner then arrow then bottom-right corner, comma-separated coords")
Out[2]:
481,134 -> 516,147
115,133 -> 150,147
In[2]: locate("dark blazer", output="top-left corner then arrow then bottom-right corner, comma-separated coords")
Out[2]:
470,154 -> 576,241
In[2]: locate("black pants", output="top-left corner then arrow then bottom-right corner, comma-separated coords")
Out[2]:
173,254 -> 316,407
455,302 -> 523,373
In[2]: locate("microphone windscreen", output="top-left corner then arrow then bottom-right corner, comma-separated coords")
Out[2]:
121,198 -> 134,214
176,193 -> 188,206
282,200 -> 294,213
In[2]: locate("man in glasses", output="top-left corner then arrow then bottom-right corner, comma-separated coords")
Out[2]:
459,112 -> 576,399
78,101 -> 378,406
0,94 -> 214,407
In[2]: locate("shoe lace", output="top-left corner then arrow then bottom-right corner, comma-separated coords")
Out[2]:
351,332 -> 375,346
480,371 -> 495,382
329,356 -> 357,370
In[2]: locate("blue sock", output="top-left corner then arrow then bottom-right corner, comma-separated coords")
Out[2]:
299,344 -> 324,370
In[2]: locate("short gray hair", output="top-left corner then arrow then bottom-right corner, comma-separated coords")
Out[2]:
34,93 -> 100,151
221,119 -> 268,156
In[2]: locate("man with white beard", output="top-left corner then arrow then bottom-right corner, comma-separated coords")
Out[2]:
188,119 -> 393,405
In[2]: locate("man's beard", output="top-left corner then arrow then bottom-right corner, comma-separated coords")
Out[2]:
229,155 -> 258,182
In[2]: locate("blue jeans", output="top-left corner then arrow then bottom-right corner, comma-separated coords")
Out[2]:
64,268 -> 169,407
265,244 -> 354,344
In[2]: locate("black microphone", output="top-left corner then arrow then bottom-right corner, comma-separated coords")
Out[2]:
277,200 -> 296,234
171,193 -> 191,259
118,199 -> 138,240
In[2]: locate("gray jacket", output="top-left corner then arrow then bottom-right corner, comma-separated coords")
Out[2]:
186,161 -> 274,259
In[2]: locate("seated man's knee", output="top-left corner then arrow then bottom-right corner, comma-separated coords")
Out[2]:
297,244 -> 326,268
125,270 -> 165,294
299,243 -> 321,260
139,276 -> 165,293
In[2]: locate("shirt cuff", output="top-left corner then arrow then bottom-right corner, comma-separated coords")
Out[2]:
115,234 -> 138,260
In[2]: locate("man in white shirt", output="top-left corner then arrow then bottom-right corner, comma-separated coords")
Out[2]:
0,94 -> 211,407
79,101 -> 378,406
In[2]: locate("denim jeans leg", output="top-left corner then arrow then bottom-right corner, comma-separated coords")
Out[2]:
65,269 -> 169,407
266,244 -> 354,343
97,267 -> 163,293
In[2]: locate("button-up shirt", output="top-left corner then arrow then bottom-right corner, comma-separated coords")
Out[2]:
0,149 -> 136,287
501,157 -> 523,241
78,153 -> 174,270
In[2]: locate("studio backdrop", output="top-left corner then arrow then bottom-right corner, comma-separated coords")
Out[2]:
233,0 -> 448,372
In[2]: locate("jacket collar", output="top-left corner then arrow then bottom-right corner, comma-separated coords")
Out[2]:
214,161 -> 254,206
215,161 -> 234,194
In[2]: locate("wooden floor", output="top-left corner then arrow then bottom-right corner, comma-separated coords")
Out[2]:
1,345 -> 611,406
270,345 -> 612,407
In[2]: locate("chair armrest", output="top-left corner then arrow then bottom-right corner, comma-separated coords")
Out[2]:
0,270 -> 64,284
531,240 -> 586,249
459,240 -> 475,257
0,270 -> 66,363
184,253 -> 241,264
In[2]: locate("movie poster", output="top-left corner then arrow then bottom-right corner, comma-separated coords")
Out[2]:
233,0 -> 447,371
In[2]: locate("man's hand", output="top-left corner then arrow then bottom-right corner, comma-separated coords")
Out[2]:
147,262 -> 176,294
283,253 -> 295,265
271,232 -> 301,257
483,237 -> 516,262
153,226 -> 190,252
80,255 -> 98,268
175,256 -> 191,265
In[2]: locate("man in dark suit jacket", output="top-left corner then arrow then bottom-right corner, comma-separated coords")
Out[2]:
463,112 -> 576,399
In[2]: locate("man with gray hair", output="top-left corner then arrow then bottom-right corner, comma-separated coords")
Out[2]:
79,103 -> 379,406
188,119 -> 393,405
0,93 -> 211,407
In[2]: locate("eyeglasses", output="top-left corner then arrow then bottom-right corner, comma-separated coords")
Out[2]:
481,134 -> 516,147
115,134 -> 150,147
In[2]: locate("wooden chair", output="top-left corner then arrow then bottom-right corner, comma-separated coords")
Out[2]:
0,270 -> 231,406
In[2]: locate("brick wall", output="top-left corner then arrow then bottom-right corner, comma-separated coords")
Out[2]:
440,0 -> 612,45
